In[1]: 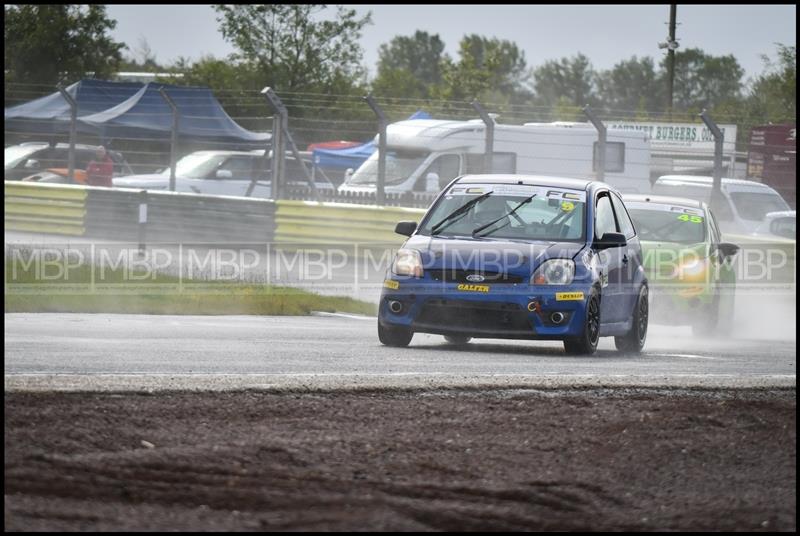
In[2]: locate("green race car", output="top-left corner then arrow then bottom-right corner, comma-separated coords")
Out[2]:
623,194 -> 739,335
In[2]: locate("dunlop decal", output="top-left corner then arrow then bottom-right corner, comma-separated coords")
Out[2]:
556,291 -> 585,301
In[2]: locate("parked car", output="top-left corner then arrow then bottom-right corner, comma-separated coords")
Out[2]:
4,142 -> 133,181
379,174 -> 649,355
652,175 -> 791,236
751,210 -> 796,241
20,168 -> 88,184
623,194 -> 739,336
113,149 -> 334,198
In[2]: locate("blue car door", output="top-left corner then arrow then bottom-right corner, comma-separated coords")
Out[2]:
610,192 -> 641,321
594,192 -> 626,323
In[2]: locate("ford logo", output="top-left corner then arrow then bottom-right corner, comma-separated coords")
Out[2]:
466,274 -> 485,283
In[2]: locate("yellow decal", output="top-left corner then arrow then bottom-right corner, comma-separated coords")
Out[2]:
465,188 -> 485,194
457,283 -> 490,293
561,201 -> 575,212
556,291 -> 584,301
383,280 -> 400,290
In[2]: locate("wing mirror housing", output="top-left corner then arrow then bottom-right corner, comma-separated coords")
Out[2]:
717,242 -> 739,258
593,232 -> 627,250
395,221 -> 418,237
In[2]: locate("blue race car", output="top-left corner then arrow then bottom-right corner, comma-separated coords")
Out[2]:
379,174 -> 649,355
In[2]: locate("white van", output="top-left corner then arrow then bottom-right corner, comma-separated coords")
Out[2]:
652,175 -> 791,235
338,119 -> 652,195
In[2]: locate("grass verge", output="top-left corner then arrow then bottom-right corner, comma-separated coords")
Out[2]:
4,259 -> 377,316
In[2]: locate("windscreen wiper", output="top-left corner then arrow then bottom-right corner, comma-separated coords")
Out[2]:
472,194 -> 537,238
430,191 -> 492,235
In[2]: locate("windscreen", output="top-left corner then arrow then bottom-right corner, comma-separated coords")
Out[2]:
626,203 -> 706,244
729,191 -> 790,221
173,153 -> 228,179
348,149 -> 429,185
419,183 -> 587,242
4,145 -> 42,169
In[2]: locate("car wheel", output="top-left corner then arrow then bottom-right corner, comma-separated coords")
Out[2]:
713,290 -> 734,336
691,294 -> 719,337
444,335 -> 471,345
615,285 -> 649,353
378,322 -> 413,347
564,289 -> 600,355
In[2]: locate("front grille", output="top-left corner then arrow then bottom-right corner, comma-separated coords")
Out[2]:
415,299 -> 532,332
428,269 -> 525,284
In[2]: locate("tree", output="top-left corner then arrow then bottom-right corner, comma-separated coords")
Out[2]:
212,4 -> 372,93
437,35 -> 531,103
596,56 -> 664,117
532,54 -> 597,110
749,43 -> 796,123
4,5 -> 126,86
119,37 -> 163,72
664,47 -> 744,112
377,30 -> 446,86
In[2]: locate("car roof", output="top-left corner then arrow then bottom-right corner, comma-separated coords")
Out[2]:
623,193 -> 706,210
454,174 -> 597,191
656,175 -> 779,192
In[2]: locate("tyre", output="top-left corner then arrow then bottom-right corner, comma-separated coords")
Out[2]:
713,290 -> 734,336
378,322 -> 413,347
691,294 -> 719,337
563,289 -> 600,355
615,285 -> 649,353
443,335 -> 471,345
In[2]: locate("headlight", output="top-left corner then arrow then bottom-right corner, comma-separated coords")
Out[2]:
677,257 -> 709,281
392,249 -> 423,277
531,259 -> 575,285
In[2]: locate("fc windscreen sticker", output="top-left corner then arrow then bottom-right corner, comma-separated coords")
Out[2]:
449,184 -> 586,202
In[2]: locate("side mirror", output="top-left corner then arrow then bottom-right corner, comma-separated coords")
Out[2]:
593,232 -> 627,250
395,221 -> 417,237
215,169 -> 233,180
344,168 -> 354,182
717,242 -> 739,258
425,172 -> 440,192
24,159 -> 39,169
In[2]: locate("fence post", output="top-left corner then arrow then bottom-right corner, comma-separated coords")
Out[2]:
261,88 -> 319,201
158,88 -> 179,192
261,87 -> 287,200
471,100 -> 494,173
57,84 -> 78,183
364,95 -> 387,206
699,109 -> 724,202
137,190 -> 148,257
582,105 -> 606,183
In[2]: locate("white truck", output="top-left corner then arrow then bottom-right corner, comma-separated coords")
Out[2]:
337,119 -> 652,195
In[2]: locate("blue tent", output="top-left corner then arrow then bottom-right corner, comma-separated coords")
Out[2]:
4,79 -> 143,136
78,82 -> 270,144
311,110 -> 431,170
5,79 -> 270,145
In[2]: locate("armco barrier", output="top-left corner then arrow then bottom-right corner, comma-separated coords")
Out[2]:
85,187 -> 278,243
4,182 -> 425,247
4,181 -> 87,236
274,200 -> 426,244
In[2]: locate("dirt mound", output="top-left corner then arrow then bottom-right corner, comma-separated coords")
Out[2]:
4,389 -> 796,531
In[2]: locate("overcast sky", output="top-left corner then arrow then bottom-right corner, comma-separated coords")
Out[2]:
106,4 -> 796,81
